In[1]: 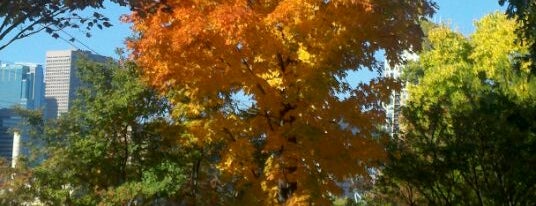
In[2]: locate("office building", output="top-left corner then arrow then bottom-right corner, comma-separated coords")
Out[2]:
20,63 -> 45,109
0,62 -> 45,166
383,52 -> 418,136
44,50 -> 108,119
0,63 -> 44,109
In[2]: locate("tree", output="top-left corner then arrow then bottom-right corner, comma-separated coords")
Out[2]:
0,0 -> 159,50
128,0 -> 435,204
373,13 -> 536,205
499,0 -> 536,75
0,60 -> 194,205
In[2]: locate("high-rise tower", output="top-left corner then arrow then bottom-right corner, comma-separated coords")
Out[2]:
0,63 -> 44,109
383,52 -> 418,137
44,50 -> 108,119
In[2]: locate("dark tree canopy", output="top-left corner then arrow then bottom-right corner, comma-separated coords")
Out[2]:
0,0 -> 159,50
369,13 -> 536,206
500,0 -> 536,74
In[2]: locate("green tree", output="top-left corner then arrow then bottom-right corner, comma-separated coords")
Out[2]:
0,60 -> 194,205
373,13 -> 536,205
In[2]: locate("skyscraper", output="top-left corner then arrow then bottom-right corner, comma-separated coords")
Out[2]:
0,62 -> 45,166
383,52 -> 418,137
0,63 -> 44,109
44,50 -> 108,119
22,63 -> 45,109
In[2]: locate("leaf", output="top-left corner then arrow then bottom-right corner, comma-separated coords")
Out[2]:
103,22 -> 112,27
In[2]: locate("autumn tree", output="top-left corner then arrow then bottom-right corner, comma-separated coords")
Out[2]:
128,0 -> 435,204
372,13 -> 536,205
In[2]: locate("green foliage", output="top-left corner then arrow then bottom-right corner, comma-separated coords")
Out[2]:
0,60 -> 192,205
372,13 -> 536,205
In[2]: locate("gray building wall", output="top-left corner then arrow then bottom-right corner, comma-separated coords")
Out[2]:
44,50 -> 108,119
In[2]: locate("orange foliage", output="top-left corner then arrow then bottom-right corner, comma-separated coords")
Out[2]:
128,0 -> 434,204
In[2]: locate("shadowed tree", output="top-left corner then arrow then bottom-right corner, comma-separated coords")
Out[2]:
0,0 -> 160,50
371,13 -> 536,206
499,0 -> 536,75
0,60 -> 195,205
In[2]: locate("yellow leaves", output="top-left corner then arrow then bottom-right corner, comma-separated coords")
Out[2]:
265,0 -> 309,25
424,26 -> 470,66
468,12 -> 534,99
286,193 -> 312,205
470,13 -> 520,77
183,120 -> 209,145
263,156 -> 278,182
218,137 -> 256,179
260,157 -> 283,203
297,44 -> 314,65
258,69 -> 284,89
411,12 -> 535,109
253,55 -> 265,63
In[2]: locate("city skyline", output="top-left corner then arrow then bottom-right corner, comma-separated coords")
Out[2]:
0,49 -> 109,167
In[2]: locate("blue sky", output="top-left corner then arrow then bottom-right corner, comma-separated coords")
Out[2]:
0,0 -> 505,64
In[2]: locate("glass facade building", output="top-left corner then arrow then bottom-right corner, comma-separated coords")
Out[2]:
0,63 -> 44,109
0,62 -> 44,166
